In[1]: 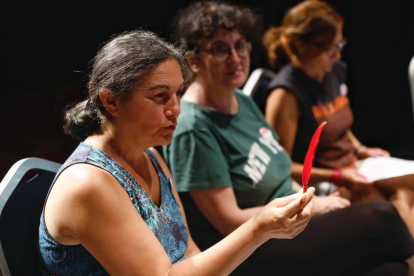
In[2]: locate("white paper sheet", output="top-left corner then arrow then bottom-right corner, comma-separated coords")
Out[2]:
355,157 -> 414,182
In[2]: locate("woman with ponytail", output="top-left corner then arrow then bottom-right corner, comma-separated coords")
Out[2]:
261,0 -> 414,235
38,29 -> 319,275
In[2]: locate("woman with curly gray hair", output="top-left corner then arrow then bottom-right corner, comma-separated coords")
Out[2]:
38,29 -> 315,275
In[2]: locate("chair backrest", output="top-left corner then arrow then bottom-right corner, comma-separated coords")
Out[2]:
242,68 -> 276,113
0,158 -> 61,276
243,68 -> 276,97
409,56 -> 414,122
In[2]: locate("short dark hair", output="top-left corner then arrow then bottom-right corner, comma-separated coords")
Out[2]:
64,30 -> 185,141
172,1 -> 261,83
173,1 -> 260,52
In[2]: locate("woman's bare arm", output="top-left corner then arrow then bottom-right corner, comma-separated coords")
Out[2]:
264,88 -> 372,188
44,156 -> 313,276
190,187 -> 263,236
265,88 -> 333,183
265,88 -> 300,156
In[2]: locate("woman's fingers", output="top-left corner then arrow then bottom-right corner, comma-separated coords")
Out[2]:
369,147 -> 390,157
343,168 -> 373,185
328,193 -> 350,208
355,173 -> 373,185
337,197 -> 351,207
331,191 -> 341,197
283,187 -> 315,218
270,192 -> 301,207
291,198 -> 313,221
285,198 -> 314,237
254,188 -> 314,240
292,209 -> 312,228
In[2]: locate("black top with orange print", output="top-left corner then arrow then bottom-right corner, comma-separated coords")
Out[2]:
264,61 -> 355,169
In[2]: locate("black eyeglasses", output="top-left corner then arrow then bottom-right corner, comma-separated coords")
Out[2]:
198,40 -> 251,62
326,38 -> 347,57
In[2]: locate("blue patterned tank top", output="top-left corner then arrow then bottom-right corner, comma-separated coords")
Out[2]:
39,143 -> 188,275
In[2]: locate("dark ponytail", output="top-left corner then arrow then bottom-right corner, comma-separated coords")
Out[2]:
63,100 -> 102,141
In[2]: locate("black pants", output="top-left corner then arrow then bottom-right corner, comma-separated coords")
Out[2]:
231,201 -> 414,276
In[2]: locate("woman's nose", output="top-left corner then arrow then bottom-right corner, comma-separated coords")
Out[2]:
165,95 -> 181,117
228,48 -> 241,63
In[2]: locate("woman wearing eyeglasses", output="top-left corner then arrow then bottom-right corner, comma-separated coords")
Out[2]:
261,0 -> 414,234
164,1 -> 414,275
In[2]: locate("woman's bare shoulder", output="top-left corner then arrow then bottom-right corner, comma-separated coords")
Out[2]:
268,87 -> 297,102
44,163 -> 127,244
55,163 -> 117,195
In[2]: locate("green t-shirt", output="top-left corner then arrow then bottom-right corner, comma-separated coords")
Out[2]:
164,90 -> 295,209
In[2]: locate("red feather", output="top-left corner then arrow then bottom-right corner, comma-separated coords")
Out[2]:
302,121 -> 327,192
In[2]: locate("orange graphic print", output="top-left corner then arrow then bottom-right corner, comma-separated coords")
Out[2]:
312,95 -> 349,119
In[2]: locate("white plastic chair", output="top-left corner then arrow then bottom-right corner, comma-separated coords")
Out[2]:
242,68 -> 276,97
0,158 -> 61,276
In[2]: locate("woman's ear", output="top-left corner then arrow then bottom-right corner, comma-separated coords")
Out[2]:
185,52 -> 200,73
99,90 -> 119,116
293,40 -> 306,55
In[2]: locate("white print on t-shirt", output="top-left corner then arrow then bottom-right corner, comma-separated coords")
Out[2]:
243,127 -> 284,186
259,127 -> 284,154
244,142 -> 269,186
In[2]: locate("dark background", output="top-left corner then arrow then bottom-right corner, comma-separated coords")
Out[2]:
1,0 -> 414,178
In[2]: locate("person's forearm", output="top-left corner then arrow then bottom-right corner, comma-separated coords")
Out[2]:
291,162 -> 334,184
346,130 -> 362,149
220,206 -> 263,236
168,218 -> 266,276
